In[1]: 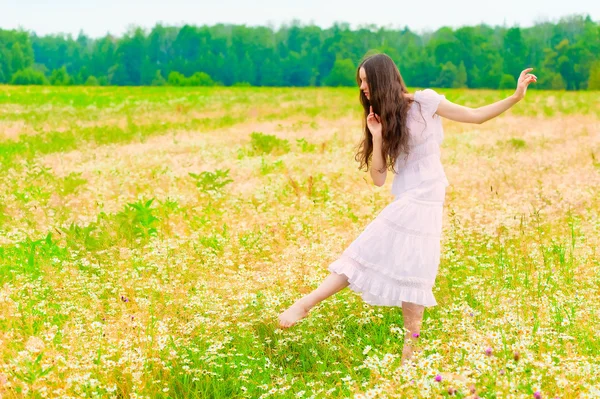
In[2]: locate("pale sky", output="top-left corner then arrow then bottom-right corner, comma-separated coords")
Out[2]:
0,0 -> 598,38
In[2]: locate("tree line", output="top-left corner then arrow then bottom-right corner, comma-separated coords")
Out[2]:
0,14 -> 599,90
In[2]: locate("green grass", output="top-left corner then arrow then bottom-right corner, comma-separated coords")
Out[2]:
0,85 -> 599,398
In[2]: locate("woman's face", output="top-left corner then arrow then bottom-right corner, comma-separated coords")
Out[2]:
358,67 -> 370,100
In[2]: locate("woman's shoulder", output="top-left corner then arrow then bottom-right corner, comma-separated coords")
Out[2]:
414,88 -> 442,99
414,89 -> 445,110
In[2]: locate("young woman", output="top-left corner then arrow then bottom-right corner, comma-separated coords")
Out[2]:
278,53 -> 536,362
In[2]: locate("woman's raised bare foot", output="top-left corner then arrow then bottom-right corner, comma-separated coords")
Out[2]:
278,302 -> 311,328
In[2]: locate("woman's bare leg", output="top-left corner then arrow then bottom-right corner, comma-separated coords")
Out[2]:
278,272 -> 349,328
401,302 -> 425,364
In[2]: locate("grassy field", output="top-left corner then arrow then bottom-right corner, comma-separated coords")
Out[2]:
0,85 -> 599,399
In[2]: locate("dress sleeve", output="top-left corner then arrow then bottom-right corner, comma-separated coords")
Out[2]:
415,88 -> 445,118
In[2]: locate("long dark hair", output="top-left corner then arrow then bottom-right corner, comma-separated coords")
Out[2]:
354,53 -> 417,174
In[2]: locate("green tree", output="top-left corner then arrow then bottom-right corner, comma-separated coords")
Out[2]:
498,74 -> 516,89
588,62 -> 600,90
188,71 -> 215,86
10,68 -> 48,85
167,71 -> 185,86
11,42 -> 25,72
259,57 -> 283,86
434,62 -> 458,88
324,58 -> 355,86
50,66 -> 71,85
151,70 -> 166,86
503,28 -> 527,80
537,71 -> 566,90
283,51 -> 312,86
112,27 -> 147,85
85,75 -> 99,86
453,61 -> 468,88
550,73 -> 567,89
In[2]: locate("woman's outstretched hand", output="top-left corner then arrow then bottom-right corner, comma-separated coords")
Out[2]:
367,106 -> 382,139
514,68 -> 537,101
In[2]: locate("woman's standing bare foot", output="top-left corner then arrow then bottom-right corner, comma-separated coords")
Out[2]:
401,344 -> 413,365
401,340 -> 422,365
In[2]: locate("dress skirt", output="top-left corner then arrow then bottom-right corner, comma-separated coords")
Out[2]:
328,179 -> 446,307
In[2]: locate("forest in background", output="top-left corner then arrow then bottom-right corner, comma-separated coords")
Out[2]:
0,14 -> 599,90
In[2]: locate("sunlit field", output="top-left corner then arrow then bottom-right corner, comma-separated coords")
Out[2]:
0,85 -> 599,398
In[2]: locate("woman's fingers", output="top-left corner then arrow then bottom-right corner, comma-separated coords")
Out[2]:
520,74 -> 537,85
519,68 -> 534,81
523,76 -> 537,87
521,67 -> 534,77
368,106 -> 381,124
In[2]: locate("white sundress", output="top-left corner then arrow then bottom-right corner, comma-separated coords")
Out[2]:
328,89 -> 449,307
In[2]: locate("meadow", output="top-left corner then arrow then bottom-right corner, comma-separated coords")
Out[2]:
0,85 -> 599,398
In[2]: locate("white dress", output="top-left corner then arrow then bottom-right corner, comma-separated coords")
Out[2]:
328,89 -> 448,307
